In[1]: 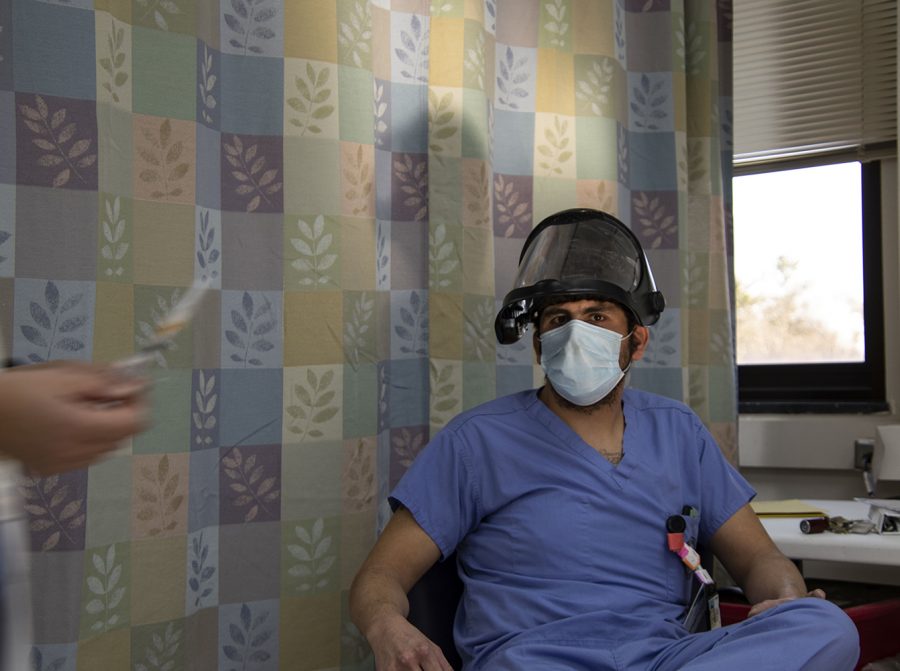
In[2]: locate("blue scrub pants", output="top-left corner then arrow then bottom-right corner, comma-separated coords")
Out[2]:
482,599 -> 860,671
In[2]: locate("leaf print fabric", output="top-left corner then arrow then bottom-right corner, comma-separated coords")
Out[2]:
393,153 -> 428,221
287,63 -> 336,137
373,80 -> 389,148
576,58 -> 614,116
222,134 -> 283,213
135,0 -> 182,32
536,115 -> 573,176
222,603 -> 275,668
429,222 -> 459,289
4,1 -> 735,668
99,197 -> 130,278
344,439 -> 375,513
394,14 -> 430,84
135,288 -> 185,368
84,545 -> 127,634
496,47 -> 531,110
98,18 -> 129,105
192,369 -> 219,448
634,192 -> 678,249
290,216 -> 337,288
195,210 -> 221,285
0,230 -> 10,266
19,281 -> 89,363
133,622 -> 182,671
224,0 -> 279,56
224,291 -> 279,367
287,518 -> 336,593
342,144 -> 374,217
338,0 -> 372,69
221,446 -> 280,523
463,297 -> 495,362
630,73 -> 670,130
136,118 -> 193,201
427,89 -> 458,154
21,473 -> 87,552
394,291 -> 428,357
17,94 -> 97,189
188,532 -> 217,611
463,161 -> 491,228
134,455 -> 186,537
286,369 -> 340,442
389,427 -> 426,487
343,292 -> 374,368
493,174 -> 532,238
429,360 -> 460,428
30,648 -> 66,671
198,44 -> 218,126
464,29 -> 486,91
541,0 -> 570,48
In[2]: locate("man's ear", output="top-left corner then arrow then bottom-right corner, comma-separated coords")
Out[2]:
630,325 -> 650,362
532,329 -> 541,362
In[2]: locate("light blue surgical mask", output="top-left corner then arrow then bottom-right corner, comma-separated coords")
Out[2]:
539,319 -> 632,406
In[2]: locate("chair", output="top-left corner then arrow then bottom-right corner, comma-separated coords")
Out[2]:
406,551 -> 463,670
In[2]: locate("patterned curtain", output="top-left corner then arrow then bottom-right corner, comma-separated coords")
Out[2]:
0,0 -> 734,668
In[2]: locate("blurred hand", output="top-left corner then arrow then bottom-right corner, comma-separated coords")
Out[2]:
747,588 -> 827,618
0,361 -> 149,474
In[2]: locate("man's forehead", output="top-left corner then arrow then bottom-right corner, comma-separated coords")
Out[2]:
541,298 -> 622,314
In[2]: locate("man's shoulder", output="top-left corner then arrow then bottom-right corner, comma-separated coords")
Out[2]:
444,389 -> 538,431
624,387 -> 698,419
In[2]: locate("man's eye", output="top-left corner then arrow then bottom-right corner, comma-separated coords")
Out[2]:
589,313 -> 604,322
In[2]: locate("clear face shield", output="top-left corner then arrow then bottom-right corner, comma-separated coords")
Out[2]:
494,209 -> 665,344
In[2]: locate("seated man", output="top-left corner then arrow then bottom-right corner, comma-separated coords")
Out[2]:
349,209 -> 860,671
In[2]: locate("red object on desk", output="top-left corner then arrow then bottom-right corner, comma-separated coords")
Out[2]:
720,598 -> 900,671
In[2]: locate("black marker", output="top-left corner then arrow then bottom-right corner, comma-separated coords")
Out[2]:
666,515 -> 686,551
800,517 -> 829,534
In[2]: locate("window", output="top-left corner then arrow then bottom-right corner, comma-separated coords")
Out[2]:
732,0 -> 896,412
735,162 -> 864,365
734,159 -> 886,413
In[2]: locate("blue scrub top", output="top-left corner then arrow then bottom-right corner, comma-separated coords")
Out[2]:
390,388 -> 755,667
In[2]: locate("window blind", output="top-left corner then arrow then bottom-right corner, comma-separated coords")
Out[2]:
733,0 -> 897,166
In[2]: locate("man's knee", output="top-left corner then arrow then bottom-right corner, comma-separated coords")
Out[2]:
774,598 -> 860,664
781,597 -> 857,631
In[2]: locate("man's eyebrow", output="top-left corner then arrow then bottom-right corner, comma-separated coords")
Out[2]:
541,302 -> 615,318
541,306 -> 571,317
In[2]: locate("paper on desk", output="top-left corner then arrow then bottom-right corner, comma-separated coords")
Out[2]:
751,499 -> 827,517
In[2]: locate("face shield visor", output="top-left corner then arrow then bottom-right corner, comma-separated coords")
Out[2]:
494,209 -> 665,344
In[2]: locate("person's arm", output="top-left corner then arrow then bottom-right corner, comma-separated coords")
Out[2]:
0,361 -> 148,474
710,504 -> 825,617
349,507 -> 453,671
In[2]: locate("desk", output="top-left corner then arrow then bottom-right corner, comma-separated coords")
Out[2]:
757,500 -> 900,670
759,499 -> 900,567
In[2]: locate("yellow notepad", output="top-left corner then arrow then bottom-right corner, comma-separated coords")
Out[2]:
751,499 -> 827,518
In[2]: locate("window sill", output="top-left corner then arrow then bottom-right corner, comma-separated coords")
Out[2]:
739,400 -> 891,415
